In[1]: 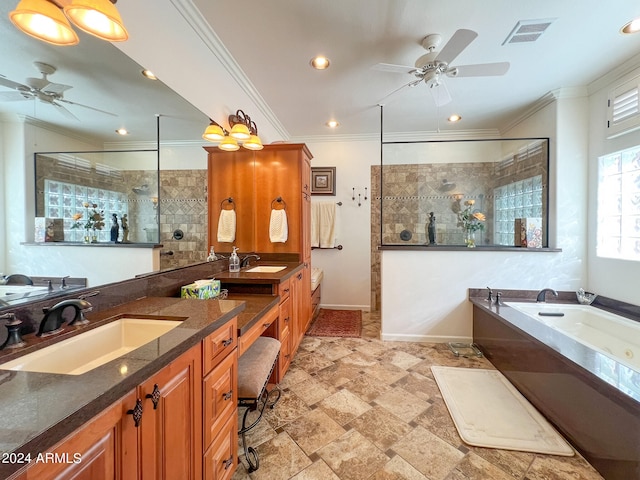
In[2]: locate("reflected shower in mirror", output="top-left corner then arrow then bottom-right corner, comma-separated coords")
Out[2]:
377,138 -> 549,247
35,150 -> 160,244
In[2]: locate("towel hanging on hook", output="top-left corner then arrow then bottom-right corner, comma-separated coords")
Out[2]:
271,196 -> 287,210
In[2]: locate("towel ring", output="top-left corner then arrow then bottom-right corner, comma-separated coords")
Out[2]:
271,197 -> 286,210
220,197 -> 235,210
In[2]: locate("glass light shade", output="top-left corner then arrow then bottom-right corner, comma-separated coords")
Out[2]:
64,0 -> 128,42
10,0 -> 79,46
218,136 -> 239,151
202,124 -> 225,142
229,123 -> 251,140
242,134 -> 264,151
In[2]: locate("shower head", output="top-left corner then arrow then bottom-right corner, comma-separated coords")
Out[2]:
132,184 -> 149,195
439,179 -> 456,191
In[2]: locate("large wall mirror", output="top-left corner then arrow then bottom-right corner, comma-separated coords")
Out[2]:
376,138 -> 549,247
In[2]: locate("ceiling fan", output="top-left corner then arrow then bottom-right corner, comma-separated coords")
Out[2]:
374,29 -> 510,106
0,61 -> 116,120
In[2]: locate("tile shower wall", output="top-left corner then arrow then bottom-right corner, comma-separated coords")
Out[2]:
159,169 -> 208,269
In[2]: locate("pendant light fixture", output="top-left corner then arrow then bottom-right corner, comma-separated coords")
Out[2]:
10,0 -> 128,46
202,110 -> 264,151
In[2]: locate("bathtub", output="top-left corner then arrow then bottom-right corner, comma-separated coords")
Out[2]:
505,302 -> 640,372
473,298 -> 640,480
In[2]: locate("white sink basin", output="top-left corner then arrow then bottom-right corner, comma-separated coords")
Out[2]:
0,285 -> 49,302
0,318 -> 182,375
245,266 -> 287,273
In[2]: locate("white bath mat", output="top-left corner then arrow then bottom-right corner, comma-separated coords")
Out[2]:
431,366 -> 574,456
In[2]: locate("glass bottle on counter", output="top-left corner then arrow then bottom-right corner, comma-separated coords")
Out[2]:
228,247 -> 240,272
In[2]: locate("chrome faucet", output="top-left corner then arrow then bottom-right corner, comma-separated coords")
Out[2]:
240,254 -> 261,268
37,291 -> 99,336
536,288 -> 558,303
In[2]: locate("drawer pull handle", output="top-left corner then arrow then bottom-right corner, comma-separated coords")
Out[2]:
145,384 -> 161,409
223,455 -> 234,470
127,399 -> 143,427
283,288 -> 290,293
263,322 -> 271,328
222,337 -> 233,347
223,390 -> 233,401
284,317 -> 290,323
297,273 -> 302,280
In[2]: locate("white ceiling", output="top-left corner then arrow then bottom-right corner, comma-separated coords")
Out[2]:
2,1 -> 640,144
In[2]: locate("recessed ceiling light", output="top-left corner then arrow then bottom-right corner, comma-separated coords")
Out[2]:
310,56 -> 330,70
141,69 -> 157,80
621,17 -> 640,34
115,128 -> 129,135
326,120 -> 339,128
448,114 -> 462,123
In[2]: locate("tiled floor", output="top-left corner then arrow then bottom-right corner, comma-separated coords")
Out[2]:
232,312 -> 604,480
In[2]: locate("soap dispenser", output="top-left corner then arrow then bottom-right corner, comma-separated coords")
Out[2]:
228,247 -> 240,272
207,246 -> 217,262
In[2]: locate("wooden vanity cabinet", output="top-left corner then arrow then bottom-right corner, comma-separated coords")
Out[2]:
22,390 -> 138,480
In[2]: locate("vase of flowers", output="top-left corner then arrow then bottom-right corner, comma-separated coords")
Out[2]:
457,199 -> 485,248
71,202 -> 105,243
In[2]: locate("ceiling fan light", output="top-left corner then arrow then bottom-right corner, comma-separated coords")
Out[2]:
621,17 -> 640,34
202,124 -> 225,142
229,123 -> 251,140
10,0 -> 79,46
218,136 -> 240,151
64,0 -> 129,42
242,134 -> 264,150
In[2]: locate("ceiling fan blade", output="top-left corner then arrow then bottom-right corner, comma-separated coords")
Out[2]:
453,62 -> 510,77
435,29 -> 478,65
372,62 -> 418,74
430,82 -> 452,107
51,102 -> 80,121
0,76 -> 29,91
0,91 -> 33,102
58,98 -> 117,117
378,78 -> 422,104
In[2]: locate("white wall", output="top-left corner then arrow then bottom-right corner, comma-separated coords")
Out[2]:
587,67 -> 640,304
306,139 -> 375,310
381,95 -> 589,342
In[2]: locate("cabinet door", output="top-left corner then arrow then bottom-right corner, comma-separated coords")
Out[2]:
203,351 -> 237,449
300,262 -> 312,333
290,270 -> 303,355
139,345 -> 202,480
25,391 -> 138,480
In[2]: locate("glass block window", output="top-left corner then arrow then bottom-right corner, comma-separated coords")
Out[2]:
493,175 -> 543,245
44,180 -> 128,242
597,146 -> 640,260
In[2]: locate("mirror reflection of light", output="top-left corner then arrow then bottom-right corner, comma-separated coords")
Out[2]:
119,365 -> 128,375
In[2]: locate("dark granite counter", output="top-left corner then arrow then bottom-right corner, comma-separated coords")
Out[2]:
226,294 -> 280,336
0,296 -> 245,479
215,262 -> 303,285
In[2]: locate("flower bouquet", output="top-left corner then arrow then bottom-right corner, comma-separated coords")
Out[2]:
457,199 -> 485,247
71,202 -> 105,243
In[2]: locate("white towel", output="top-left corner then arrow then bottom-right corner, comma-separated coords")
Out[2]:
269,209 -> 288,243
312,202 -> 336,248
217,209 -> 236,243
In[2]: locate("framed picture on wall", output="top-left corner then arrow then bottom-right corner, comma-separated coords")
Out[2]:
311,167 -> 336,195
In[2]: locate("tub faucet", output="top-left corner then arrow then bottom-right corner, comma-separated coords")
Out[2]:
536,288 -> 558,303
240,254 -> 261,268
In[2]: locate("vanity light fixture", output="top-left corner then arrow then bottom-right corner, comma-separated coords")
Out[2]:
447,114 -> 462,123
326,120 -> 340,128
310,56 -> 330,70
141,69 -> 158,80
202,110 -> 263,151
621,17 -> 640,34
9,0 -> 128,46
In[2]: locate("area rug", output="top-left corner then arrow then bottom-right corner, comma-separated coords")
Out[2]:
306,309 -> 362,338
431,366 -> 574,456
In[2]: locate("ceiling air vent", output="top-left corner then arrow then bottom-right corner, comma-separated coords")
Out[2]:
502,19 -> 555,45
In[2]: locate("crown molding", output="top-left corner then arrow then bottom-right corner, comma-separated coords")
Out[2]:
290,128 -> 502,144
170,0 -> 291,142
588,51 -> 640,95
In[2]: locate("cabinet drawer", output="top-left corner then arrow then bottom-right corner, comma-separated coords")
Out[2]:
203,352 -> 237,449
279,295 -> 291,338
238,305 -> 278,357
278,328 -> 292,381
203,415 -> 237,480
278,278 -> 291,300
203,317 -> 237,374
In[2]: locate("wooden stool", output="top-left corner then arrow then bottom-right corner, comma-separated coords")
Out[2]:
237,336 -> 281,472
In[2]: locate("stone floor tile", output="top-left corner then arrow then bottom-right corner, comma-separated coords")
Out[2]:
318,341 -> 356,361
316,429 -> 390,480
413,398 -> 463,448
373,386 -> 430,423
392,371 -> 441,402
240,432 -> 312,480
468,446 -> 535,479
370,454 -> 427,480
264,391 -> 311,430
444,452 -> 518,480
278,365 -> 314,390
314,361 -> 364,388
287,376 -> 337,406
341,372 -> 392,403
524,454 -> 605,480
347,405 -> 412,451
378,349 -> 423,370
318,389 -> 372,426
290,460 -> 341,480
283,409 -> 346,456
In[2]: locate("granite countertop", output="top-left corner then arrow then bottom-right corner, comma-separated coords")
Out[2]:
214,262 -> 303,285
469,294 -> 640,404
0,296 -> 246,479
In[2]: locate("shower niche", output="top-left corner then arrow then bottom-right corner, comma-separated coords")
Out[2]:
34,150 -> 160,244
